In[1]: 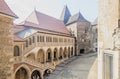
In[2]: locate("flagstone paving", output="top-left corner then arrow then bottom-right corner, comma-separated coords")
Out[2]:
44,53 -> 97,79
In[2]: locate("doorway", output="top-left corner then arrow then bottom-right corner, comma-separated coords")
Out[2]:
80,49 -> 85,54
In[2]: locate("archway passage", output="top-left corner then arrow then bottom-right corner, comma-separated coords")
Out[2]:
31,70 -> 41,79
37,49 -> 44,63
80,49 -> 85,54
59,48 -> 63,60
46,49 -> 52,62
43,69 -> 51,78
15,67 -> 28,79
53,48 -> 58,61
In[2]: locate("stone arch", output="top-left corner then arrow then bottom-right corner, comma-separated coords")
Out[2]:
37,49 -> 44,63
63,47 -> 67,58
15,67 -> 28,79
71,47 -> 74,56
31,70 -> 42,79
80,49 -> 85,54
14,45 -> 20,56
26,53 -> 35,61
68,47 -> 71,58
53,48 -> 58,61
46,48 -> 52,62
59,47 -> 63,59
43,69 -> 52,78
14,65 -> 30,79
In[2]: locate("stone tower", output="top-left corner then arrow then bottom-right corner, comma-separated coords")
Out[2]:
0,0 -> 17,79
60,6 -> 91,55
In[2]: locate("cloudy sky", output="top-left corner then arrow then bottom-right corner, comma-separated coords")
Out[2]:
5,0 -> 98,23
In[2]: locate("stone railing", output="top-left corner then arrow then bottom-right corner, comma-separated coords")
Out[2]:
22,57 -> 56,70
24,43 -> 36,55
22,57 -> 44,69
23,42 -> 74,55
43,63 -> 55,69
14,56 -> 68,71
55,58 -> 67,65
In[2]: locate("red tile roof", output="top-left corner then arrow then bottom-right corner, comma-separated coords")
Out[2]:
15,24 -> 71,37
21,10 -> 70,35
0,0 -> 18,18
14,34 -> 25,42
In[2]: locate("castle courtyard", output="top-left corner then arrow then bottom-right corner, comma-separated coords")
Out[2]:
0,0 -> 98,79
44,53 -> 97,79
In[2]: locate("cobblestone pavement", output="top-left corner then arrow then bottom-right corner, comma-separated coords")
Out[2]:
44,53 -> 97,79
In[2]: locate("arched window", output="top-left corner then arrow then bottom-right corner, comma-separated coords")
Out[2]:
26,40 -> 28,47
40,36 -> 42,42
37,36 -> 39,42
14,46 -> 20,56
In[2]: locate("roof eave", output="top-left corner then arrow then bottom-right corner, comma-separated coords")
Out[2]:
0,12 -> 18,18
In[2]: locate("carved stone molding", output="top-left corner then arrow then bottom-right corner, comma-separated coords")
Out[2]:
113,22 -> 120,49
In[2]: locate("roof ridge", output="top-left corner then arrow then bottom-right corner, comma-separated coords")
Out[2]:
35,10 -> 62,21
17,9 -> 70,35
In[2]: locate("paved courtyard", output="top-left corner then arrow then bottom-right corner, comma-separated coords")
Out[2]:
44,53 -> 97,79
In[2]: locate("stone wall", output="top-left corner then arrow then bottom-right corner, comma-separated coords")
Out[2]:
98,0 -> 119,49
66,23 -> 77,37
91,25 -> 97,52
66,21 -> 91,55
77,21 -> 91,54
0,14 -> 14,79
98,0 -> 119,79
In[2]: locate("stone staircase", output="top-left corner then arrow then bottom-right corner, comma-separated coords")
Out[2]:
22,57 -> 55,70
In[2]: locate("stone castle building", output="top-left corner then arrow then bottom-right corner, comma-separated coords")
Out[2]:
60,5 -> 92,55
0,1 -> 75,79
0,1 -> 97,79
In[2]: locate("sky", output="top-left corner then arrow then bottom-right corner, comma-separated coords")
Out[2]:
5,0 -> 98,23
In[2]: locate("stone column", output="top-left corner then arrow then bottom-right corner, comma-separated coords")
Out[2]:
62,50 -> 64,59
0,14 -> 14,79
57,51 -> 59,61
72,47 -> 75,56
44,52 -> 46,63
